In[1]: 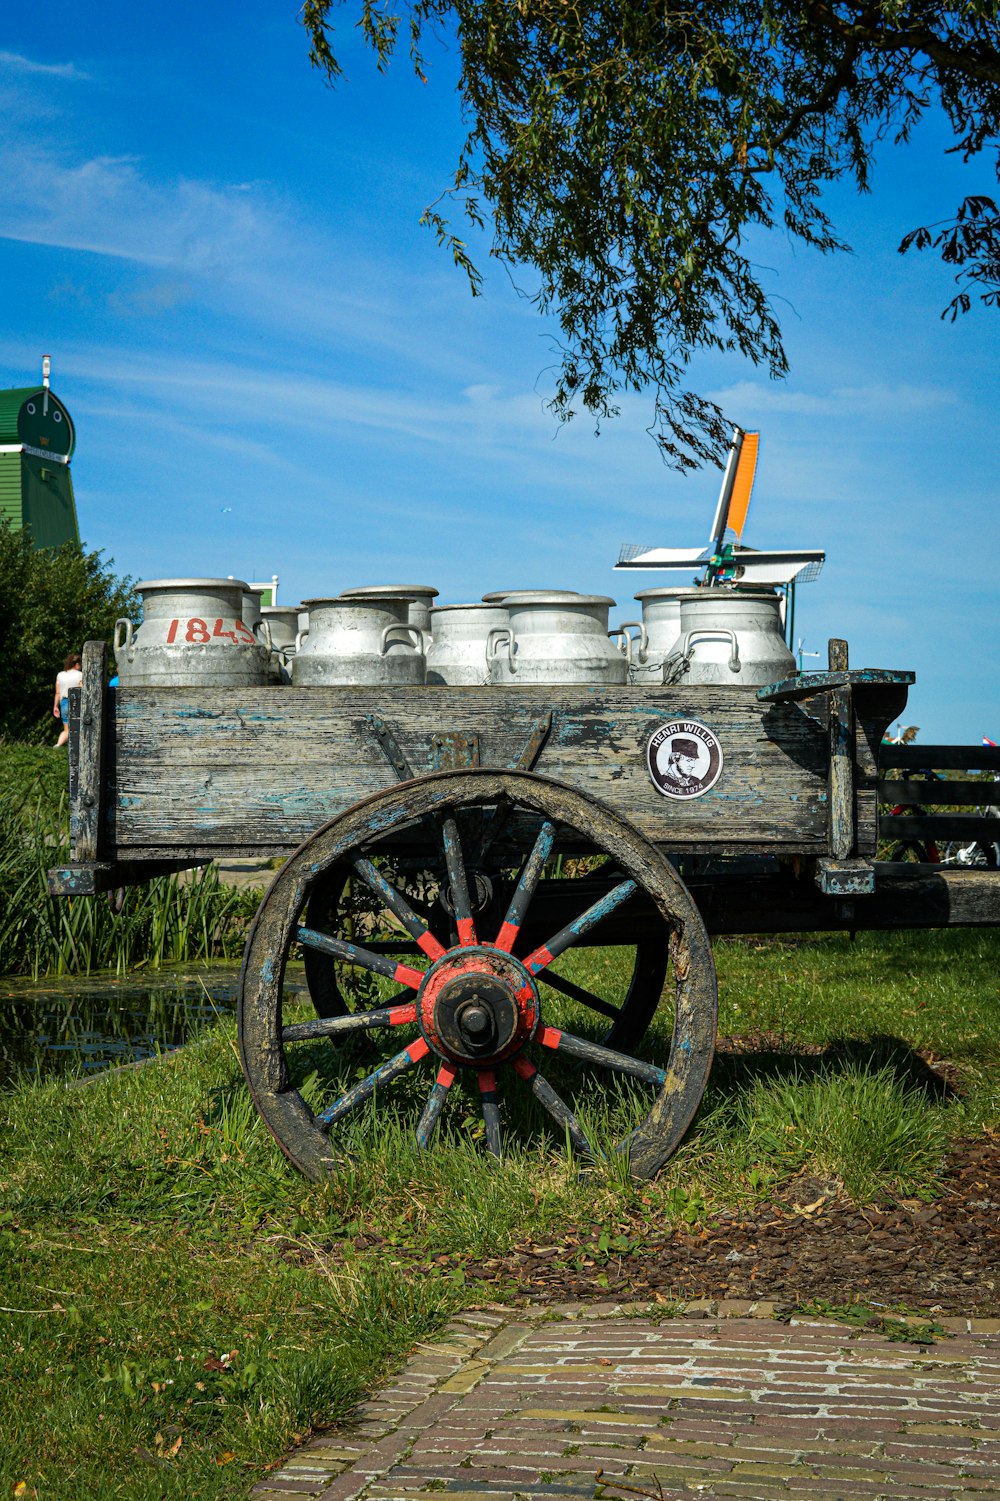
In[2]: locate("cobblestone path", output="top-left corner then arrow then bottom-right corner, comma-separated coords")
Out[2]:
254,1302 -> 1000,1501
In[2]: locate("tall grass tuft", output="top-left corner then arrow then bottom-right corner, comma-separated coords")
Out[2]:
736,1062 -> 951,1201
0,752 -> 260,978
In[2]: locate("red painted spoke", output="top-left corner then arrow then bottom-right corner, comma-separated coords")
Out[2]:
351,856 -> 447,961
537,1026 -> 666,1086
441,813 -> 477,945
296,925 -> 425,990
416,1064 -> 457,1149
495,820 -> 556,951
281,1002 -> 416,1044
520,879 -> 637,976
511,1055 -> 592,1156
478,1068 -> 502,1159
316,1037 -> 430,1129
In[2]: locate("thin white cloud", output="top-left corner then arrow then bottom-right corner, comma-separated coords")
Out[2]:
0,50 -> 89,80
706,378 -> 958,418
0,149 -> 267,274
0,135 -> 499,377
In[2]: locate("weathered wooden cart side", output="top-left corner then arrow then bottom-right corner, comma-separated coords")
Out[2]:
58,638 -> 912,873
48,638 -> 1000,1181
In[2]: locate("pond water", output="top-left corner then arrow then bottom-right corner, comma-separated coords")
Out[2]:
0,967 -> 248,1086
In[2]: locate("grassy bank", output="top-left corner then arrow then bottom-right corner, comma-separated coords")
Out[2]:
1,927 -> 997,1499
0,744 -> 260,978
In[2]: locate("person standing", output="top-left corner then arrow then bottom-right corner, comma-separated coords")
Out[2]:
53,652 -> 82,747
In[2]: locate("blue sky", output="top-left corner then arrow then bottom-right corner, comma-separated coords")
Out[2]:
1,4 -> 997,742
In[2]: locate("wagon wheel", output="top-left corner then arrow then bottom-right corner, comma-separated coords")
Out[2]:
238,769 -> 717,1182
302,861 -> 668,1054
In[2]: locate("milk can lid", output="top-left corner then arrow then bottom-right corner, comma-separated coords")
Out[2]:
482,588 -> 581,602
340,584 -> 439,599
505,592 -> 617,607
135,577 -> 249,592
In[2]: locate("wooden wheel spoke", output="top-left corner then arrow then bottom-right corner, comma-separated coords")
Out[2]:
351,856 -> 447,961
282,1001 -> 416,1043
495,820 -> 556,951
512,1055 -> 592,1156
521,878 -> 638,976
537,967 -> 619,1021
316,1037 -> 430,1129
416,1064 -> 456,1149
478,1069 -> 502,1158
473,794 -> 513,866
296,924 -> 425,990
537,1025 -> 666,1086
441,813 -> 477,944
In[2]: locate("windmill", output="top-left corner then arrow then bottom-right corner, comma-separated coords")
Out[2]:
614,428 -> 825,643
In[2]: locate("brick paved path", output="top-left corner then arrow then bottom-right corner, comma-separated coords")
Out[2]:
255,1302 -> 1000,1501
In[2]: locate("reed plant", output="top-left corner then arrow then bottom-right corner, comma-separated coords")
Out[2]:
0,743 -> 260,978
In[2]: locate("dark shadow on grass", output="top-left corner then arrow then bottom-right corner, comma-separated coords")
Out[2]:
709,1032 -> 961,1104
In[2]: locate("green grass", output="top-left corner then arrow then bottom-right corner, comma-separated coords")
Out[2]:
1,927 -> 997,1497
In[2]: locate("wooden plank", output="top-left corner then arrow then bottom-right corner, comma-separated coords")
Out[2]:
826,639 -> 853,859
47,859 -> 208,896
853,680 -> 911,855
879,743 -> 1000,772
878,780 -> 998,806
879,814 -> 1000,843
519,866 -> 1000,936
758,667 -> 914,704
687,865 -> 1000,933
106,684 -> 835,856
73,640 -> 107,862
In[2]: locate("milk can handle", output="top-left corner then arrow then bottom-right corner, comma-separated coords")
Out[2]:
380,623 -> 423,655
294,628 -> 309,653
113,618 -> 134,660
254,619 -> 273,652
486,626 -> 515,672
675,628 -> 742,675
610,621 -> 646,665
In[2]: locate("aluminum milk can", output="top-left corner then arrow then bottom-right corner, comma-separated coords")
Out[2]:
340,585 -> 439,639
114,578 -> 271,687
261,605 -> 300,683
662,588 -> 795,687
293,597 -> 426,686
615,587 -> 698,685
425,603 -> 510,685
489,593 -> 627,686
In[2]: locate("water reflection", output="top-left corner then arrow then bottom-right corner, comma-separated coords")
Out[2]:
0,967 -> 301,1086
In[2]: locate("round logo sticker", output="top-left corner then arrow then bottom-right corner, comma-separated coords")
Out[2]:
647,719 -> 724,800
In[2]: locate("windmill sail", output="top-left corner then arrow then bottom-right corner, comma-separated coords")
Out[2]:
615,427 -> 824,587
725,431 -> 758,543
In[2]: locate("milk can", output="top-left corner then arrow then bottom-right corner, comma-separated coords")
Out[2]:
425,603 -> 510,685
614,587 -> 697,685
488,593 -> 627,686
261,605 -> 300,683
662,588 -> 795,687
340,585 -> 439,639
292,597 -> 426,686
114,579 -> 271,687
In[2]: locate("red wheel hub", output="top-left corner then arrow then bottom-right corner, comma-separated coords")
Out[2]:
416,946 -> 539,1066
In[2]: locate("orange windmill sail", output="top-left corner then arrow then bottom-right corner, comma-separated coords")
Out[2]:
727,430 -> 758,542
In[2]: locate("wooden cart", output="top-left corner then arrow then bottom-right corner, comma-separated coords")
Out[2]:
49,638 -> 1000,1180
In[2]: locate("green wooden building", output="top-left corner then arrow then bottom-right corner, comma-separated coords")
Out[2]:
0,372 -> 80,549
